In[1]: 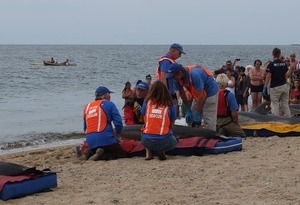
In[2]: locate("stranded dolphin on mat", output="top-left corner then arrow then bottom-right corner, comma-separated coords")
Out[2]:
253,101 -> 300,116
238,111 -> 300,125
120,124 -> 221,141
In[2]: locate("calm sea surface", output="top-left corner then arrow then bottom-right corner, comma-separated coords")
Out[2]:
0,45 -> 298,154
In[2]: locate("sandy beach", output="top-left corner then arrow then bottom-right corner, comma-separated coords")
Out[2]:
1,136 -> 300,205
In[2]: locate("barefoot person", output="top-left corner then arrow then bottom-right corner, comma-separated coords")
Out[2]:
141,80 -> 178,160
249,60 -> 264,109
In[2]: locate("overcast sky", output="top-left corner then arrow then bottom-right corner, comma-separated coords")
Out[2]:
1,0 -> 299,45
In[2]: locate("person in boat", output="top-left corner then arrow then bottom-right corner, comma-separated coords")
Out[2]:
63,59 -> 69,65
50,57 -> 55,63
124,82 -> 149,125
141,80 -> 178,160
215,73 -> 247,138
81,85 -> 126,161
166,63 -> 219,131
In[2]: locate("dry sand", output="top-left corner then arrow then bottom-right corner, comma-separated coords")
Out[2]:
1,136 -> 300,205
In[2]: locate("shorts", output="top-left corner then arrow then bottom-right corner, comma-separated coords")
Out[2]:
237,95 -> 248,106
250,84 -> 263,93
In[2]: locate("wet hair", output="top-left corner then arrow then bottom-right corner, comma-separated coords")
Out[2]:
254,59 -> 262,66
272,47 -> 281,58
145,80 -> 173,107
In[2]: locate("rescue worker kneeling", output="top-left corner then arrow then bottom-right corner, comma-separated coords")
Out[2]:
216,74 -> 247,138
141,80 -> 178,161
81,85 -> 126,161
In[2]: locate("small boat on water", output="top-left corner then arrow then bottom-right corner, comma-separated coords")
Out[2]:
43,61 -> 77,66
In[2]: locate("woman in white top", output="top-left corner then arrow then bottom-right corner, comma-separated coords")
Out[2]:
225,69 -> 236,94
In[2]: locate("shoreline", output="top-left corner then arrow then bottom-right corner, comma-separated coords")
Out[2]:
1,136 -> 300,204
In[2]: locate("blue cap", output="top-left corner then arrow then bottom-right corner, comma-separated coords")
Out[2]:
136,82 -> 149,90
95,86 -> 113,96
166,63 -> 184,79
170,43 -> 185,54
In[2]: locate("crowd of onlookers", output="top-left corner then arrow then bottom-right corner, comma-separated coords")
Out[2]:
213,51 -> 300,112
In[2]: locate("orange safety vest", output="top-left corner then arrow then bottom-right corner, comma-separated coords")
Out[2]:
84,100 -> 108,134
179,65 -> 213,101
142,100 -> 170,135
217,89 -> 231,118
156,56 -> 176,80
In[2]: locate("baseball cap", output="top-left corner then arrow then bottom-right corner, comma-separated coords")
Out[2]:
136,82 -> 149,90
166,63 -> 184,79
170,43 -> 186,54
95,86 -> 113,97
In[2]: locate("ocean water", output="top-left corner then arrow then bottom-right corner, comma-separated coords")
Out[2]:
0,44 -> 298,154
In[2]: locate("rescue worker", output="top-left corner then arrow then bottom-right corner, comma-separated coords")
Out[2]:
81,85 -> 126,161
141,80 -> 178,160
124,82 -> 149,125
156,43 -> 185,117
166,63 -> 219,131
215,74 -> 247,138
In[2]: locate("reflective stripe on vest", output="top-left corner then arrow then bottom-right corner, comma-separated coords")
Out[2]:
142,100 -> 170,135
179,65 -> 213,101
84,100 -> 108,134
156,56 -> 176,80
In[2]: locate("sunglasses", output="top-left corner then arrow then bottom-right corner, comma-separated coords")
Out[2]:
290,55 -> 295,57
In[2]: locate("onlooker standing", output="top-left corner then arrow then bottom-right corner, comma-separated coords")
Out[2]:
264,47 -> 295,117
236,66 -> 250,111
225,69 -> 236,94
249,60 -> 264,109
289,79 -> 300,104
82,86 -> 125,161
145,74 -> 152,86
141,80 -> 178,160
122,81 -> 133,105
166,63 -> 219,131
216,74 -> 247,138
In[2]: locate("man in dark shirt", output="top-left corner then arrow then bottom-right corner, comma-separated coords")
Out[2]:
264,47 -> 295,116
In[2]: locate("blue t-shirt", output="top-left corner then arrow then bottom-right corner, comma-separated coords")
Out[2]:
84,100 -> 123,149
174,67 -> 218,97
226,91 -> 239,111
159,55 -> 177,94
141,101 -> 177,140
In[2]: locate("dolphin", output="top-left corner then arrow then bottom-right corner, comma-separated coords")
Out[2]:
238,111 -> 300,125
0,161 -> 44,176
120,124 -> 221,141
254,101 -> 300,116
